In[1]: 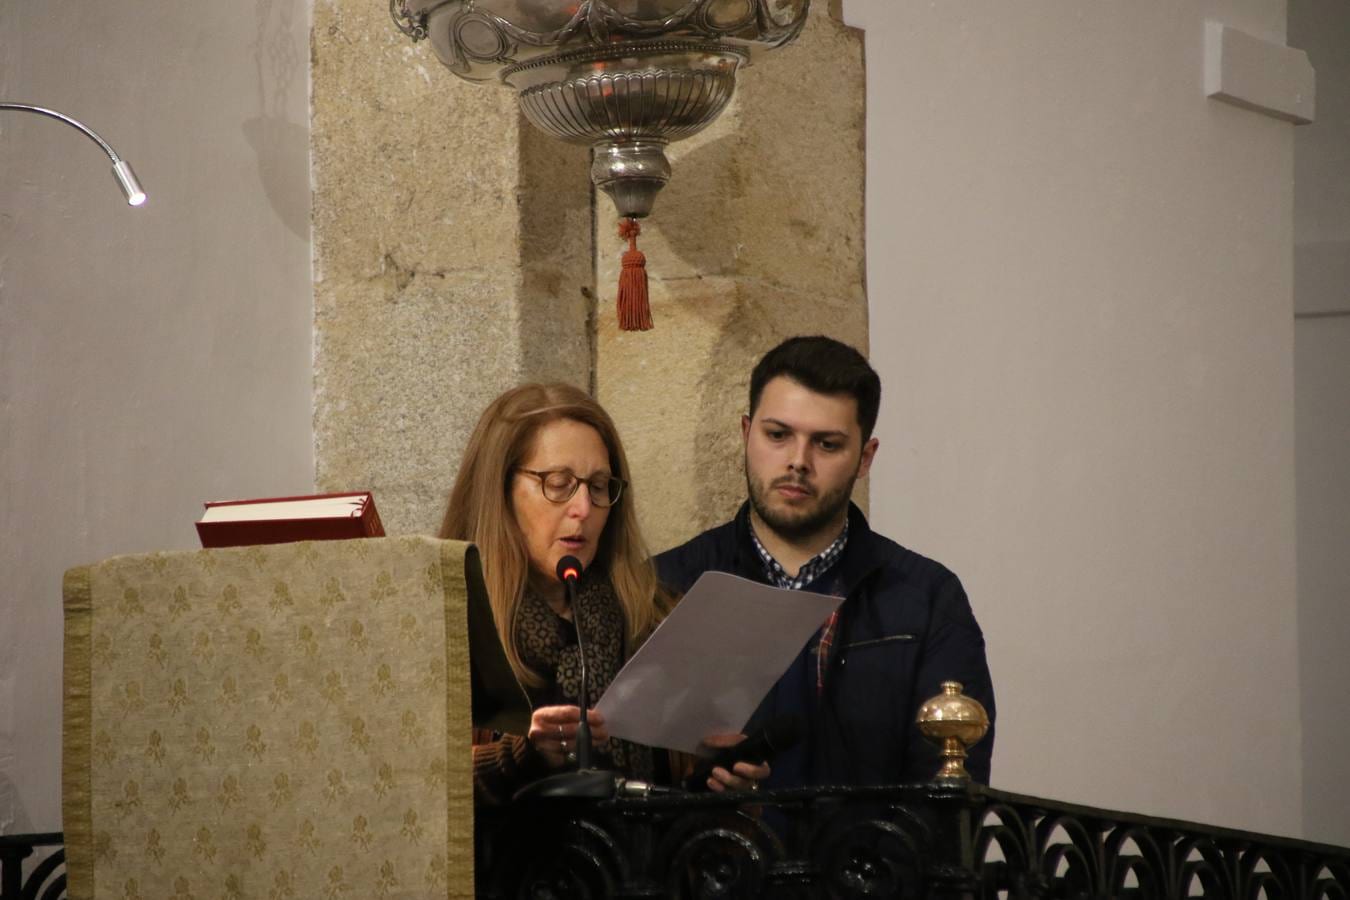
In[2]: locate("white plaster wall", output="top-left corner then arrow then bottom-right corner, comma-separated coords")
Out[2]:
1289,0 -> 1350,849
848,0 -> 1305,837
0,0 -> 314,831
1294,317 -> 1350,847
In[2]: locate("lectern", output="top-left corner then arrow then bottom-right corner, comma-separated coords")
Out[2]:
61,536 -> 520,899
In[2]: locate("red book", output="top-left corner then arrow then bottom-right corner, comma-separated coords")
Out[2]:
195,492 -> 385,549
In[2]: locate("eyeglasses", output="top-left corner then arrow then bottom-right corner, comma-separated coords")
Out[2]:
516,468 -> 626,508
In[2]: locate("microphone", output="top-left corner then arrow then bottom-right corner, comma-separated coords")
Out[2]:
683,714 -> 802,791
555,555 -> 593,771
556,556 -> 582,585
513,555 -> 613,801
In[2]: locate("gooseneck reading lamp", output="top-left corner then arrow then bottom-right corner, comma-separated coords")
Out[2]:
1,102 -> 146,206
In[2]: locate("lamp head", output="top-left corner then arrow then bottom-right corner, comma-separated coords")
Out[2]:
111,159 -> 146,206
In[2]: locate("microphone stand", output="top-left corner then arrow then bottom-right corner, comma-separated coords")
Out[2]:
513,560 -> 615,801
573,597 -> 594,772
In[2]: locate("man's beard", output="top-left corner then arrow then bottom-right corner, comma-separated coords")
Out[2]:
746,465 -> 856,542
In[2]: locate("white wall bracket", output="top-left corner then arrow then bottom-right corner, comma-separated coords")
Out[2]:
1205,22 -> 1315,124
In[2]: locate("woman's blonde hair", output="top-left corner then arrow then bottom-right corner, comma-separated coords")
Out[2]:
439,383 -> 664,686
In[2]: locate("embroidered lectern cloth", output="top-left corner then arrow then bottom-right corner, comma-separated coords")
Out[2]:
62,536 -> 476,899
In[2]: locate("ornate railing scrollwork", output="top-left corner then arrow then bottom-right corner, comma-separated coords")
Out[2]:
1102,826 -> 1168,898
658,806 -> 780,898
483,785 -> 1350,899
1309,862 -> 1350,900
7,785 -> 1350,899
969,791 -> 1350,900
479,805 -> 627,898
812,800 -> 932,899
0,832 -> 66,900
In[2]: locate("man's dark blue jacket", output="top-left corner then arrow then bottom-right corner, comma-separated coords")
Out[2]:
655,501 -> 995,788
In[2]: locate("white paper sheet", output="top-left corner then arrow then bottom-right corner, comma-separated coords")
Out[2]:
595,571 -> 843,753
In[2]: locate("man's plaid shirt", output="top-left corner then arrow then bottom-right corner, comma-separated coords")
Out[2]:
750,520 -> 848,695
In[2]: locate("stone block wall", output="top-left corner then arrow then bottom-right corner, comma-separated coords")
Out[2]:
311,1 -> 864,547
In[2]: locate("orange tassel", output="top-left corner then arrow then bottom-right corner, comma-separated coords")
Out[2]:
616,217 -> 653,331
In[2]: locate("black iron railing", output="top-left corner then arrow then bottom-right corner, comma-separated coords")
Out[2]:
476,784 -> 1350,899
0,832 -> 65,900
971,788 -> 1350,900
5,785 -> 1348,899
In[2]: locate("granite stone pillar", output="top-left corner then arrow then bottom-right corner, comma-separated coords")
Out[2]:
311,0 -> 593,534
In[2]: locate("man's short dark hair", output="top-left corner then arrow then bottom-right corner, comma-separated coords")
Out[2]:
749,336 -> 881,441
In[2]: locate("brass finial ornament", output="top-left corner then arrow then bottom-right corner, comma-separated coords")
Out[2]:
916,681 -> 990,784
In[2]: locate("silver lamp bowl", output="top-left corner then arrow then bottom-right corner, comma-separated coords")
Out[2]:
393,0 -> 809,219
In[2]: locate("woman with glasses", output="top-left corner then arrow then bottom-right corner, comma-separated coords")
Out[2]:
440,383 -> 765,803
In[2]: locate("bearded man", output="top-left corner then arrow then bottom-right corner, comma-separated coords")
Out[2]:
656,336 -> 996,788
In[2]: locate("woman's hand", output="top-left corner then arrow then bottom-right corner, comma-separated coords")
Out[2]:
527,705 -> 609,769
698,732 -> 771,793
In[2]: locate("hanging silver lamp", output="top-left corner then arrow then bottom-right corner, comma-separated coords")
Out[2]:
391,0 -> 809,221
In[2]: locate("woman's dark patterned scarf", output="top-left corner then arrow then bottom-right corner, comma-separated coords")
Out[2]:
516,572 -> 654,781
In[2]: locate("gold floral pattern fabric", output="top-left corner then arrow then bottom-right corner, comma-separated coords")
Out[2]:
63,537 -> 476,899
